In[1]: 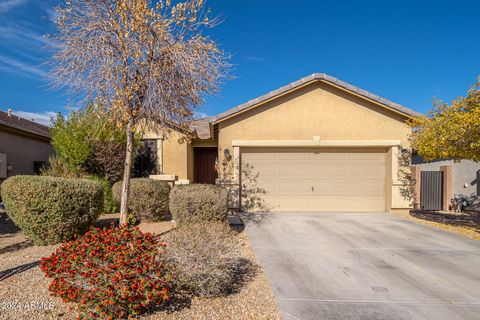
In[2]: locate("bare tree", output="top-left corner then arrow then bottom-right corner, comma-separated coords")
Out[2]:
51,0 -> 229,224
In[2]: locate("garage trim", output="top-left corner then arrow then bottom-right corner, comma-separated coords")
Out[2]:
231,140 -> 400,181
230,139 -> 400,212
239,147 -> 388,212
232,139 -> 401,148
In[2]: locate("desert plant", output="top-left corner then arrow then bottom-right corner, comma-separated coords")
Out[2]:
87,175 -> 117,213
161,222 -> 244,297
50,106 -> 128,182
40,156 -> 85,179
86,140 -> 127,184
169,184 -> 228,224
1,176 -> 103,245
41,225 -> 173,319
50,111 -> 91,172
113,179 -> 170,222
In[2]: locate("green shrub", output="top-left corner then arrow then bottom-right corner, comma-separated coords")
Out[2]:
112,178 -> 170,222
86,175 -> 117,213
1,176 -> 103,245
161,222 -> 242,297
42,160 -> 118,214
169,184 -> 228,224
50,106 -> 129,183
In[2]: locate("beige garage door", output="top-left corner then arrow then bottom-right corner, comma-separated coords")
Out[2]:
240,148 -> 386,212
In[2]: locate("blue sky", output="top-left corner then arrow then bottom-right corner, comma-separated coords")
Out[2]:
0,0 -> 479,125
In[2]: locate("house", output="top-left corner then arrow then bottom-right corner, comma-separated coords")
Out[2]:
0,109 -> 54,181
144,73 -> 421,213
412,156 -> 480,211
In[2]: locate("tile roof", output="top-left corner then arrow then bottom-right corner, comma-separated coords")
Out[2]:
0,110 -> 51,139
211,73 -> 422,124
190,118 -> 212,140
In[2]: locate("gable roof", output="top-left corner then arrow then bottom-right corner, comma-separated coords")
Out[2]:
190,118 -> 212,140
211,73 -> 421,124
0,110 -> 51,140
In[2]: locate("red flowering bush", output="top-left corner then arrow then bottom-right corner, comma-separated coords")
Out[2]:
41,225 -> 173,319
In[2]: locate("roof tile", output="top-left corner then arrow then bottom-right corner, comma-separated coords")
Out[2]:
0,110 -> 51,139
211,73 -> 422,124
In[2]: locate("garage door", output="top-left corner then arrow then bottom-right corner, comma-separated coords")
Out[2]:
240,148 -> 386,212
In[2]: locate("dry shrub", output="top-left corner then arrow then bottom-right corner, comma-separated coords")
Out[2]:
86,140 -> 126,184
161,223 -> 254,297
40,156 -> 84,179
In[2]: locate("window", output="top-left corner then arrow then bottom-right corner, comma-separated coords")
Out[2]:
34,161 -> 48,175
132,140 -> 158,177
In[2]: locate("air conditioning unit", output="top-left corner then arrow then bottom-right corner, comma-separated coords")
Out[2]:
0,153 -> 7,178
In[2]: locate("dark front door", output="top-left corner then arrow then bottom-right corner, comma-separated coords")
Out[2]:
194,147 -> 218,184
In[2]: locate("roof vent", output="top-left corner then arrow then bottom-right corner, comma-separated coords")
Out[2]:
7,108 -> 12,116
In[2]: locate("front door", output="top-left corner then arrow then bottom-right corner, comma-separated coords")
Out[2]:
194,147 -> 218,184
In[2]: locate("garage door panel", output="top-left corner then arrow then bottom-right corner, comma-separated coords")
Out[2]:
252,181 -> 278,193
242,152 -> 276,161
277,152 -> 316,161
277,182 -> 314,193
261,196 -> 310,210
247,165 -> 277,177
315,166 -> 348,177
315,152 -> 347,161
277,165 -> 314,177
348,166 -> 385,178
347,181 -> 385,195
314,197 -> 349,211
313,181 -> 347,195
241,148 -> 386,212
350,152 -> 385,162
346,196 -> 386,212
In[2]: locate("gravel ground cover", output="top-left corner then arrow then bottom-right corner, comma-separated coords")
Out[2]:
396,210 -> 480,240
0,213 -> 280,320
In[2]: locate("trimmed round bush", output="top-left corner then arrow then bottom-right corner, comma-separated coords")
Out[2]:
112,178 -> 170,222
169,184 -> 228,224
1,175 -> 103,245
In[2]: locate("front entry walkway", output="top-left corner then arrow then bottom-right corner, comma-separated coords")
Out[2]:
244,213 -> 480,320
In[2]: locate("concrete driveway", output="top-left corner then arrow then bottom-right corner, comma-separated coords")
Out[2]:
244,213 -> 480,320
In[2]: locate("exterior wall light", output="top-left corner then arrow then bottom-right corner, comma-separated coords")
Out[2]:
224,148 -> 232,161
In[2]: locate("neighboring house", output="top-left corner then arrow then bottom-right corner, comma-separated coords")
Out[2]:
0,110 -> 53,182
144,73 -> 421,213
412,156 -> 480,211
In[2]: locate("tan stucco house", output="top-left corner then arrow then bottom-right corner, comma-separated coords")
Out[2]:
145,73 -> 421,213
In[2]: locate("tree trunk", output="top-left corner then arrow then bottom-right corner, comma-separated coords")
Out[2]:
119,119 -> 135,225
